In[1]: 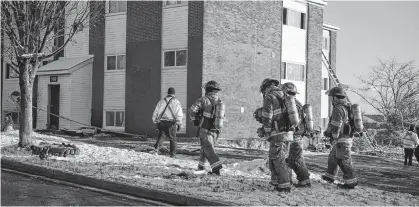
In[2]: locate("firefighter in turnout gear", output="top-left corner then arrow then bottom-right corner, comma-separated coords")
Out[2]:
258,79 -> 311,193
189,80 -> 224,175
321,86 -> 358,189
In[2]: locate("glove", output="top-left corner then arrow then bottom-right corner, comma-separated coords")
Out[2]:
193,120 -> 200,127
177,124 -> 181,132
257,127 -> 271,138
257,127 -> 265,138
323,131 -> 331,138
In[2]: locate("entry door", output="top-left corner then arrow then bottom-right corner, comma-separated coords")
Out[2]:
48,84 -> 60,129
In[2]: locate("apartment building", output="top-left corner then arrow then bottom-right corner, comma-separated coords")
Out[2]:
1,0 -> 339,138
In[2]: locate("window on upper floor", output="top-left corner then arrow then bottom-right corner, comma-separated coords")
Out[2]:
323,78 -> 329,90
109,1 -> 127,13
163,49 -> 187,68
105,111 -> 125,127
107,54 -> 126,70
323,36 -> 330,51
283,8 -> 306,30
163,0 -> 185,7
5,63 -> 19,79
281,62 -> 305,81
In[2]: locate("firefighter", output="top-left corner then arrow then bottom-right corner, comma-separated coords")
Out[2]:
258,79 -> 311,193
321,86 -> 358,189
189,80 -> 223,175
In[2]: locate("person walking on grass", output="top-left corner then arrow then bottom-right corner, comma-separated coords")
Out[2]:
402,125 -> 419,166
152,87 -> 184,158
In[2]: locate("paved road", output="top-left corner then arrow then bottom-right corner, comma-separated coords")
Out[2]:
1,170 -> 164,206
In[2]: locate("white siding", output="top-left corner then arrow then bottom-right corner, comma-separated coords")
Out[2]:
70,63 -> 92,129
321,90 -> 329,118
65,2 -> 90,58
281,0 -> 307,105
162,4 -> 188,133
36,75 -> 72,129
161,68 -> 187,133
282,25 -> 307,64
162,4 -> 188,49
103,71 -> 125,110
105,14 -> 126,54
103,13 -> 126,131
321,29 -> 331,119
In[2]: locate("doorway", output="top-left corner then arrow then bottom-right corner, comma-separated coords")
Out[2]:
48,84 -> 60,129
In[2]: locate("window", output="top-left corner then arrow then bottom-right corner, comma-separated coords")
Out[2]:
323,78 -> 329,90
107,55 -> 126,70
323,36 -> 330,51
163,0 -> 184,6
106,111 -> 124,127
281,62 -> 305,81
164,50 -> 187,67
109,1 -> 127,13
5,63 -> 18,79
283,8 -> 306,30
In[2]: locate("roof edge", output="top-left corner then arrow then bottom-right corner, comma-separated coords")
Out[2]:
323,23 -> 340,31
69,55 -> 94,73
303,0 -> 328,7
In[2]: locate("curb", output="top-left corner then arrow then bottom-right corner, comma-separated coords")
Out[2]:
1,159 -> 231,206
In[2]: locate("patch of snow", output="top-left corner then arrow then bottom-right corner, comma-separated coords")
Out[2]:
1,131 -> 419,206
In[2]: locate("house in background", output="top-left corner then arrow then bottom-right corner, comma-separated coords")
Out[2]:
1,0 -> 339,138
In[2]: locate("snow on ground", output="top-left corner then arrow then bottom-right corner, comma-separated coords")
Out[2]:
1,131 -> 419,206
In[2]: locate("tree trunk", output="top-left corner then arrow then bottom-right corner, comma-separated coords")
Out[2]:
18,62 -> 33,147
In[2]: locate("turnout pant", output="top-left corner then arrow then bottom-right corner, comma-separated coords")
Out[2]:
269,136 -> 310,189
404,148 -> 414,165
415,146 -> 419,163
197,128 -> 222,170
323,141 -> 357,185
154,121 -> 177,157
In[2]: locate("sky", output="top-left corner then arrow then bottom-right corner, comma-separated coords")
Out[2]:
323,1 -> 419,114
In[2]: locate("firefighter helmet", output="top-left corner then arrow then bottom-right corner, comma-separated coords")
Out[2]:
327,86 -> 346,97
204,80 -> 221,91
280,82 -> 299,95
260,78 -> 280,93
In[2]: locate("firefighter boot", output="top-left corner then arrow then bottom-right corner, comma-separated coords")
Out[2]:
337,181 -> 358,189
294,179 -> 311,188
275,186 -> 291,193
321,175 -> 335,183
208,165 -> 223,176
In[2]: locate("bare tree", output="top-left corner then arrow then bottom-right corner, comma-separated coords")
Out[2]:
1,1 -> 103,147
351,58 -> 419,130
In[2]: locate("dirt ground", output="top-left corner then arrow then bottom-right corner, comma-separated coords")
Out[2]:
58,135 -> 419,197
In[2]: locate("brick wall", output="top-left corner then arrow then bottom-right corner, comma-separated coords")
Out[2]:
202,1 -> 283,138
306,4 -> 324,129
89,1 -> 105,127
187,1 -> 204,137
125,1 -> 162,136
